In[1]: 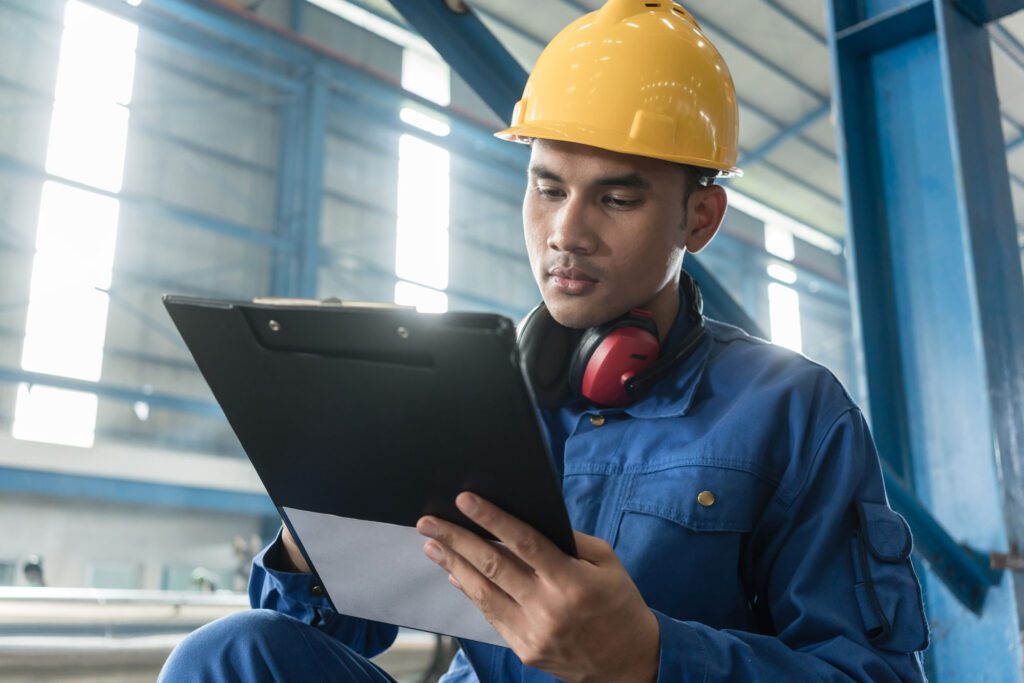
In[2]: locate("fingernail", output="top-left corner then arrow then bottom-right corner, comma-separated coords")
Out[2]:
424,541 -> 445,562
458,492 -> 478,515
448,574 -> 462,589
418,519 -> 438,538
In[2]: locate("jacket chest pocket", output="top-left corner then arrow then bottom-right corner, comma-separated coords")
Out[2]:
612,465 -> 769,630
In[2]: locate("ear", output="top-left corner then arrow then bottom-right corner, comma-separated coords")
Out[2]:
683,185 -> 727,254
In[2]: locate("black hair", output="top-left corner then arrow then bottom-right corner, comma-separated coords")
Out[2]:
680,164 -> 718,208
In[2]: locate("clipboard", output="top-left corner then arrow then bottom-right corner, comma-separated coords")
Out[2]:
163,295 -> 575,645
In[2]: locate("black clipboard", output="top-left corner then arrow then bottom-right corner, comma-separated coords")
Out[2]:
163,295 -> 576,558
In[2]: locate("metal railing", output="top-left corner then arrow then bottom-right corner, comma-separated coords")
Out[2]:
0,587 -> 449,682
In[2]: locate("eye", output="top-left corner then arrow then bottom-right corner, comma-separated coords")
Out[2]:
534,185 -> 565,200
603,195 -> 639,209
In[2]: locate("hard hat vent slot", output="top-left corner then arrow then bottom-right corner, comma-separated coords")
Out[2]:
645,2 -> 661,6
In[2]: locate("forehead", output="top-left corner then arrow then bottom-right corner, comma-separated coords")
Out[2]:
529,139 -> 684,184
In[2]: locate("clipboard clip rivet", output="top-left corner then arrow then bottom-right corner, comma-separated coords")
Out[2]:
268,320 -> 281,332
397,326 -> 410,339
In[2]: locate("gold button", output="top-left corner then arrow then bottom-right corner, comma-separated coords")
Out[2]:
311,585 -> 324,597
589,415 -> 606,427
697,490 -> 715,507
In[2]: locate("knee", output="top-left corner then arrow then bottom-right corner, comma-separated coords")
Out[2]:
160,610 -> 305,682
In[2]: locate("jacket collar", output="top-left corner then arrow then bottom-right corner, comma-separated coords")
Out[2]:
621,332 -> 712,418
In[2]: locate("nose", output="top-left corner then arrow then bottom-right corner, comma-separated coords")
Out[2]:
547,195 -> 597,255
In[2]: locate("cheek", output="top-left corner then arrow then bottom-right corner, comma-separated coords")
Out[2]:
616,223 -> 681,284
522,199 -> 546,256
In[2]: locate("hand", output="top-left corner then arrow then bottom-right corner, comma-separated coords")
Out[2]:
416,493 -> 660,683
278,524 -> 311,573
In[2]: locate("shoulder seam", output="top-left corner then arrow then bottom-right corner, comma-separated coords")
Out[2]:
774,405 -> 861,513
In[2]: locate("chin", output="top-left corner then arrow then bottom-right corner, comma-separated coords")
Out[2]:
543,298 -> 611,329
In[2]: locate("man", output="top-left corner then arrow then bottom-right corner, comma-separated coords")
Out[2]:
162,0 -> 929,680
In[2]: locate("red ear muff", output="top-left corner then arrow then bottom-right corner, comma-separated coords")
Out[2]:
567,310 -> 660,407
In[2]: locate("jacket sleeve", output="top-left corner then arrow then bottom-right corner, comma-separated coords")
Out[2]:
437,648 -> 479,683
652,408 -> 928,682
248,528 -> 399,659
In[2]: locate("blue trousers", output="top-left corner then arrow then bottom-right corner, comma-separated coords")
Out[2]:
159,610 -> 397,682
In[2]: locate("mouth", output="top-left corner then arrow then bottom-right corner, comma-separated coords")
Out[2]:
547,266 -> 598,295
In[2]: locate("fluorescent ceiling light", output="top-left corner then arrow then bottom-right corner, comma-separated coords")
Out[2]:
726,188 -> 843,255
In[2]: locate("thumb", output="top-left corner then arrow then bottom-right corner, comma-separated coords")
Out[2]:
573,531 -> 618,564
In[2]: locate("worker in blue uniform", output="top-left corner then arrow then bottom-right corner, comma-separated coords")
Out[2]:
160,0 -> 929,680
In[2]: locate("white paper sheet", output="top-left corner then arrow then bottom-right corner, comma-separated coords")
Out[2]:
283,507 -> 505,647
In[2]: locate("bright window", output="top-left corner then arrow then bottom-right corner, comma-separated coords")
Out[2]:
395,134 -> 449,291
767,282 -> 803,353
394,49 -> 450,313
764,223 -> 802,353
764,223 -> 795,261
12,1 -> 138,448
394,280 -> 448,314
766,263 -> 797,285
401,49 -> 450,106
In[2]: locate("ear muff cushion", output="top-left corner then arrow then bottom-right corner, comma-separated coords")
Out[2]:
566,325 -> 611,396
517,303 -> 581,408
567,315 -> 659,401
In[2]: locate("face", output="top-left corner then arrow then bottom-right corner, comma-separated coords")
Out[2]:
523,139 -> 724,333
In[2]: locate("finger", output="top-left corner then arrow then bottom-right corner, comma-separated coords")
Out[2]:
572,531 -> 619,564
423,538 -> 525,637
455,493 -> 570,578
443,564 -> 529,653
418,516 -> 536,601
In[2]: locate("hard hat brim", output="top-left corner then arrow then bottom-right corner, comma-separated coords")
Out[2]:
495,123 -> 743,178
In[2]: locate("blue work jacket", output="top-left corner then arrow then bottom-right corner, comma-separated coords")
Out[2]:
251,300 -> 929,682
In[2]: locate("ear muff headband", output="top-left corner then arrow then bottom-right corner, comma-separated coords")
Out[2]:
621,273 -> 706,399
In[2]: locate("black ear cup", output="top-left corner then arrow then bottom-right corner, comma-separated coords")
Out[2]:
517,303 -> 582,408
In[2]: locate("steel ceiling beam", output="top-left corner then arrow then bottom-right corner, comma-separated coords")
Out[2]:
738,104 -> 831,168
0,366 -> 222,418
759,0 -> 827,45
953,0 -> 1024,23
336,1 -> 526,125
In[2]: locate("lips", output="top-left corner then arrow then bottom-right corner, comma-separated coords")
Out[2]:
548,266 -> 597,282
548,265 -> 598,295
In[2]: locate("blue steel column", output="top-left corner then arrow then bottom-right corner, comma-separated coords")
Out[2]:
296,63 -> 329,298
826,1 -> 1024,679
937,0 -> 1024,566
271,98 -> 303,296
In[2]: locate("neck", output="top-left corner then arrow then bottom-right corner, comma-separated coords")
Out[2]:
641,276 -> 682,345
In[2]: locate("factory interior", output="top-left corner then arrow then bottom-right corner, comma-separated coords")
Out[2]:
1,0 -> 1023,680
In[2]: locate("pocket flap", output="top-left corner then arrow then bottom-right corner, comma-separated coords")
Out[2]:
622,465 -> 767,532
856,501 -> 912,563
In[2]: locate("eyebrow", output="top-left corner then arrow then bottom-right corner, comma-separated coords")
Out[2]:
529,165 -> 651,190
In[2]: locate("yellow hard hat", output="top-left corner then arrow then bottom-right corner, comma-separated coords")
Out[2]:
495,0 -> 741,177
